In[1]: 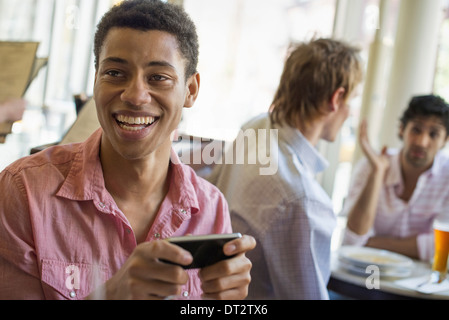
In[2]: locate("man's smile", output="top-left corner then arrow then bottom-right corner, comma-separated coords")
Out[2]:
114,114 -> 159,131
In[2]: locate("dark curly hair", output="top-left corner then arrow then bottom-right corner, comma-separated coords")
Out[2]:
400,94 -> 449,137
94,0 -> 199,79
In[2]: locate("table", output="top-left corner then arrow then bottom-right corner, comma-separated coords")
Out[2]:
328,251 -> 449,300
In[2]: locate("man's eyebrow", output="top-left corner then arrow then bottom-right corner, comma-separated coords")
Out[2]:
147,60 -> 176,69
101,57 -> 175,69
411,120 -> 446,130
101,56 -> 128,65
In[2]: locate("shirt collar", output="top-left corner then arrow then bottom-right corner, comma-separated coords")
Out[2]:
56,128 -> 105,202
385,150 -> 402,186
385,149 -> 446,186
275,122 -> 329,174
430,150 -> 448,176
169,149 -> 200,214
57,129 -> 200,215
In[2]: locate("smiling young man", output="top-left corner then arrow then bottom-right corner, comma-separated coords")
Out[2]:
342,94 -> 449,261
0,0 -> 255,300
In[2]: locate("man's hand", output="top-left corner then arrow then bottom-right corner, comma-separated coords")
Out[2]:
88,234 -> 256,300
359,119 -> 390,174
199,234 -> 256,300
0,98 -> 26,123
91,240 -> 193,300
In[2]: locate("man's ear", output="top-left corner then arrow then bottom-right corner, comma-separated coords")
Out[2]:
92,72 -> 98,99
329,87 -> 346,112
398,123 -> 404,140
184,72 -> 200,109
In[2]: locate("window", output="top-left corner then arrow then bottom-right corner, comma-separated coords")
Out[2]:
0,0 -> 119,171
434,3 -> 449,103
180,0 -> 337,141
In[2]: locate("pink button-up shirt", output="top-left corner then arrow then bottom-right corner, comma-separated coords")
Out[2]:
342,149 -> 449,261
0,129 -> 231,299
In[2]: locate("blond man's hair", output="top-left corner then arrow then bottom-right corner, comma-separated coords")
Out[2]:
270,38 -> 363,128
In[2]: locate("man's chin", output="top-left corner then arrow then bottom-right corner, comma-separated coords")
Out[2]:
407,156 -> 430,169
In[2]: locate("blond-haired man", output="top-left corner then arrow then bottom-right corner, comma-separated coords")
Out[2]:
207,38 -> 364,299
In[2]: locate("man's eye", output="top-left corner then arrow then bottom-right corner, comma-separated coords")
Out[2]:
150,75 -> 167,81
106,70 -> 122,77
430,131 -> 440,139
411,127 -> 421,134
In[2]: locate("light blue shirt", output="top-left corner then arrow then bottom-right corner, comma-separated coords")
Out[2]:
207,113 -> 337,299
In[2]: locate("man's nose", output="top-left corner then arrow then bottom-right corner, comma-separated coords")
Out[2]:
415,133 -> 431,147
121,77 -> 151,107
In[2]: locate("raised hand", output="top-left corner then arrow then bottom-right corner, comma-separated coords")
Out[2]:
358,119 -> 390,174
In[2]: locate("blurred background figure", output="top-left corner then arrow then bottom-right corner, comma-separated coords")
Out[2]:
0,98 -> 26,123
342,94 -> 449,262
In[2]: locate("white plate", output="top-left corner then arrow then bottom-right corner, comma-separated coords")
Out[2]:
338,259 -> 413,278
338,246 -> 414,270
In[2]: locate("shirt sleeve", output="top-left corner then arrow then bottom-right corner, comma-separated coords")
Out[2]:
416,232 -> 434,262
340,157 -> 372,217
216,191 -> 233,234
342,226 -> 373,247
0,169 -> 44,299
340,158 -> 376,246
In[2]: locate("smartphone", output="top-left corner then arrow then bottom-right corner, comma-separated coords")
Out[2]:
163,233 -> 242,269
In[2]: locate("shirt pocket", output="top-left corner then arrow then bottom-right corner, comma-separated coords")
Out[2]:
182,269 -> 203,299
41,259 -> 109,300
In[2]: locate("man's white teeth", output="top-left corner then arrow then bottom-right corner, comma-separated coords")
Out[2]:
116,114 -> 155,125
119,124 -> 144,131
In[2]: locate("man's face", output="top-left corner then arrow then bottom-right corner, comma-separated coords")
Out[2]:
323,99 -> 350,142
400,116 -> 449,169
321,86 -> 359,142
93,27 -> 197,161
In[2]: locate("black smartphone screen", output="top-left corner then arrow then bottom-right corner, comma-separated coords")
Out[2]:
162,233 -> 242,269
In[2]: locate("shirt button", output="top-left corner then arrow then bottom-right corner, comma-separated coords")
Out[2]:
126,228 -> 131,234
182,291 -> 189,297
98,202 -> 105,209
154,233 -> 160,239
180,209 -> 187,214
69,291 -> 76,298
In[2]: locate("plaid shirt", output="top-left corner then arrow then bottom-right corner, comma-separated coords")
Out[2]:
208,113 -> 336,299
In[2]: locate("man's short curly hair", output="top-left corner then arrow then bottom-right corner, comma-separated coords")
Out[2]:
400,94 -> 449,137
94,0 -> 199,79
